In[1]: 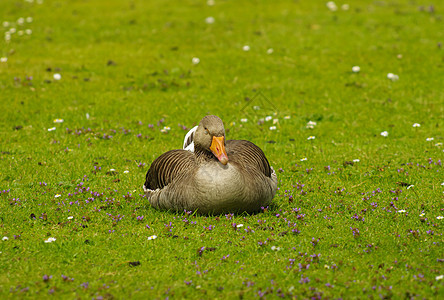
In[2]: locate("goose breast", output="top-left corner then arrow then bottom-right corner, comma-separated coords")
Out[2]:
194,163 -> 245,202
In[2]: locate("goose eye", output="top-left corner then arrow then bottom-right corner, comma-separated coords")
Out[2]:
204,127 -> 209,134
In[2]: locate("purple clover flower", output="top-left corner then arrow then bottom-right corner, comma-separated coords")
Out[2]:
243,280 -> 255,287
184,280 -> 192,286
292,228 -> 301,234
311,237 -> 319,247
296,214 -> 305,220
299,276 -> 310,284
351,227 -> 360,238
204,225 -> 214,231
221,254 -> 230,261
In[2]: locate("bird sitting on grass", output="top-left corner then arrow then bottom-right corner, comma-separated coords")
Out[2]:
143,115 -> 277,214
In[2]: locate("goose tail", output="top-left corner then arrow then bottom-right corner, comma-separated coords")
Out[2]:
183,125 -> 198,152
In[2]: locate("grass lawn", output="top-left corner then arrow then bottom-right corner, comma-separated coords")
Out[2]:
1,0 -> 443,298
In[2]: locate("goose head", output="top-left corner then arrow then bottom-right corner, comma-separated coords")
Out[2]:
194,115 -> 229,165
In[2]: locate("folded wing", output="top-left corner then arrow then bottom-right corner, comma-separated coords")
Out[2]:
144,149 -> 196,190
226,140 -> 273,178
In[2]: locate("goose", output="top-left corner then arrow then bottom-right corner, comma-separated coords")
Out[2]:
143,115 -> 277,214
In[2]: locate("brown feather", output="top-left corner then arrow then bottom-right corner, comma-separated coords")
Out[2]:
226,140 -> 272,178
144,149 -> 196,190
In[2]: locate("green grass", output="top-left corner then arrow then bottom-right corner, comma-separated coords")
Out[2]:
1,0 -> 443,298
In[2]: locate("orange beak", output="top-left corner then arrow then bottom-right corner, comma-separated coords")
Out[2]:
209,136 -> 228,165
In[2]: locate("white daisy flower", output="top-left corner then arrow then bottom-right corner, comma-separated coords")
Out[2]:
25,29 -> 32,35
267,48 -> 274,54
26,17 -> 33,23
240,118 -> 248,123
54,194 -> 61,198
269,126 -> 276,131
147,235 -> 157,240
273,119 -> 279,124
123,170 -> 129,174
2,21 -> 10,27
265,116 -> 272,122
437,216 -> 443,220
48,127 -> 56,131
207,0 -> 215,6
236,224 -> 244,228
205,16 -> 215,24
271,246 -> 281,251
352,66 -> 360,73
326,1 -> 338,11
242,45 -> 250,51
426,137 -> 434,141
353,159 -> 360,163
307,136 -> 315,140
2,236 -> 8,241
300,157 -> 307,161
53,119 -> 64,123
53,73 -> 61,80
192,57 -> 200,65
44,237 -> 56,243
307,121 -> 317,126
412,123 -> 420,127
380,131 -> 388,137
160,126 -> 171,133
0,57 -> 7,63
67,216 -> 73,220
284,115 -> 291,120
341,4 -> 350,10
436,275 -> 443,281
397,210 -> 406,213
109,169 -> 116,172
387,73 -> 399,81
